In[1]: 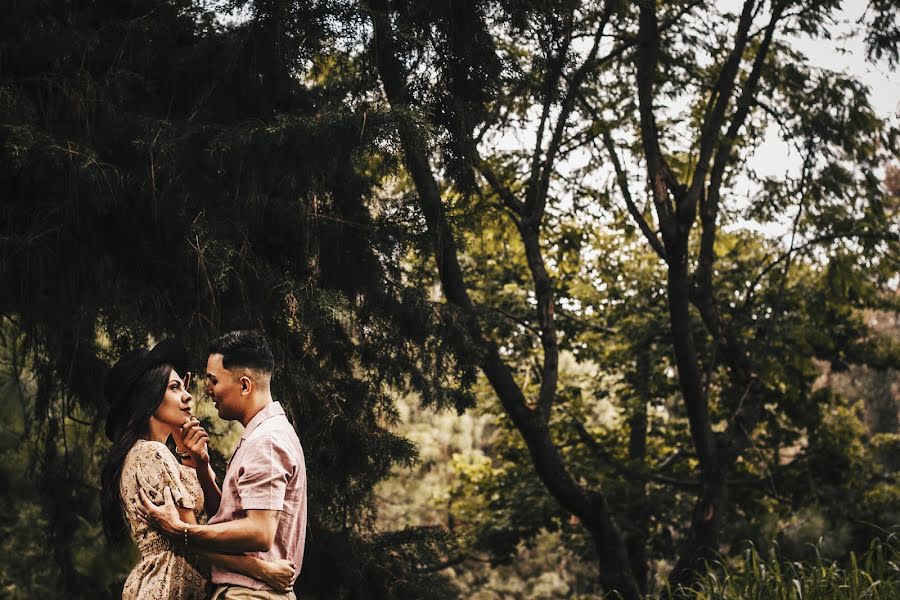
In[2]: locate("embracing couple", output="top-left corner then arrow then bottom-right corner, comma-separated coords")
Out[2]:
100,330 -> 307,600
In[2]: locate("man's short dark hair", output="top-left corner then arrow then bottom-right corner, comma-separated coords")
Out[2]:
208,330 -> 275,374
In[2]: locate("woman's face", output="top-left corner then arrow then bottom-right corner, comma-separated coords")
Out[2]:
152,368 -> 193,430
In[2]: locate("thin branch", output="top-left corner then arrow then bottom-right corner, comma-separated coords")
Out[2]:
682,0 -> 758,229
485,305 -> 543,338
478,162 -> 525,218
572,420 -> 764,489
526,8 -> 576,214
532,1 -> 616,220
695,3 -> 787,311
523,3 -> 623,422
474,77 -> 529,146
756,99 -> 806,157
415,554 -> 473,574
598,129 -> 667,261
656,449 -> 688,472
594,0 -> 704,68
556,308 -> 617,335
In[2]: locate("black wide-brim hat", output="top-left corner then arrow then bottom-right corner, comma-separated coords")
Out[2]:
104,339 -> 190,440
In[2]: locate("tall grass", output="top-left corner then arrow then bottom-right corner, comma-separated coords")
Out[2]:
662,536 -> 900,600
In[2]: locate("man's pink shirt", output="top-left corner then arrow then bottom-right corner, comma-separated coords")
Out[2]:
208,401 -> 307,589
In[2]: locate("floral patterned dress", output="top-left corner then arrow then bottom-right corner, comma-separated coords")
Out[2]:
119,439 -> 209,600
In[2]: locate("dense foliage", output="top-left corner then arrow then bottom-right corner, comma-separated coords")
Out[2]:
0,1 -> 472,597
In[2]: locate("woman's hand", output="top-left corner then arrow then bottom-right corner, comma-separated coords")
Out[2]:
258,559 -> 296,592
180,416 -> 210,466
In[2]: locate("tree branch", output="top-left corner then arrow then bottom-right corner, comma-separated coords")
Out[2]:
532,0 -> 616,221
598,128 -> 667,262
594,0 -> 704,68
478,162 -> 524,218
572,420 -> 765,489
681,0 -> 758,231
696,2 -> 786,311
525,8 -> 575,217
636,0 -> 682,251
485,305 -> 543,338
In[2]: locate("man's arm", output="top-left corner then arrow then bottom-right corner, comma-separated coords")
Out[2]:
171,498 -> 294,590
138,486 -> 279,553
199,551 -> 295,591
188,508 -> 279,552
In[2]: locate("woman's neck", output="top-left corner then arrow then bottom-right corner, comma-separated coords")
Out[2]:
145,418 -> 175,446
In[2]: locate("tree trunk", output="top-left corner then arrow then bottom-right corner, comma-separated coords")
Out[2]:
364,2 -> 643,597
664,262 -> 724,591
626,344 -> 651,594
585,492 -> 645,600
666,476 -> 725,592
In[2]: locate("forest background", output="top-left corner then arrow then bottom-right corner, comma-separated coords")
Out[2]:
1,0 -> 899,598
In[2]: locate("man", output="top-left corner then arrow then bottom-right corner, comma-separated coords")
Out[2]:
138,330 -> 307,599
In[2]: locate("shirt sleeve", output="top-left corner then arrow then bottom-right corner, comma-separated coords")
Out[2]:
134,441 -> 195,510
236,435 -> 295,511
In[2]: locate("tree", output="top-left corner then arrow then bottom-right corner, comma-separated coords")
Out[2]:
0,1 -> 471,597
358,0 -> 900,596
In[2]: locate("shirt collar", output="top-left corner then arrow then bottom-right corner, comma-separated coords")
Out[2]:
240,401 -> 285,441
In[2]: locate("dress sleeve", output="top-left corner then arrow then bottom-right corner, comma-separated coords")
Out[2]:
133,441 -> 196,510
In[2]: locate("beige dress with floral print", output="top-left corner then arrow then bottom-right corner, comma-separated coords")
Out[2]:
119,439 -> 209,600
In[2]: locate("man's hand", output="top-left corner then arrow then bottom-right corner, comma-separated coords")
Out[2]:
137,485 -> 187,537
181,417 -> 210,465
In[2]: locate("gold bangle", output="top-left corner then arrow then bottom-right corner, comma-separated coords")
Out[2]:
175,449 -> 191,461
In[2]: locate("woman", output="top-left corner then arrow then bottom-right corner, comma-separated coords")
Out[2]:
100,339 -> 294,599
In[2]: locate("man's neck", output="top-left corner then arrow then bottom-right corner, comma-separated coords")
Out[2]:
239,393 -> 274,428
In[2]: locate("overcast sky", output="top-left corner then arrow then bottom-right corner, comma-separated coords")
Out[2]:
728,0 -> 900,178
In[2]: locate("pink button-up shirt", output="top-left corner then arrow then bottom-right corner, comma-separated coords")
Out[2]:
209,401 -> 307,589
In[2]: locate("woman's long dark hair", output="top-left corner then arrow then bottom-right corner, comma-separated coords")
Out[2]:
100,363 -> 172,544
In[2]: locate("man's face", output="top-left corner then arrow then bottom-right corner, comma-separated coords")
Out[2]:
205,353 -> 242,421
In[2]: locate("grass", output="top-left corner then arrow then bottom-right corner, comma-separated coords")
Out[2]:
662,536 -> 900,600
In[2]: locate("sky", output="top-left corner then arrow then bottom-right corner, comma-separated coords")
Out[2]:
217,0 -> 899,225
725,0 -> 900,179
